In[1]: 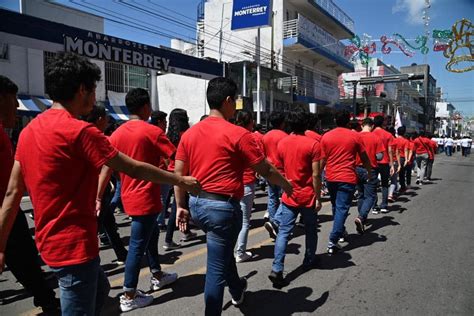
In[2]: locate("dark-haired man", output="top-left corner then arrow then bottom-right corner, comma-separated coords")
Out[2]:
0,53 -> 200,316
305,112 -> 322,142
413,131 -> 431,184
98,89 -> 180,312
262,111 -> 287,224
269,109 -> 322,287
320,110 -> 371,254
174,77 -> 292,315
0,76 -> 60,312
354,118 -> 385,234
392,126 -> 412,192
372,115 -> 394,214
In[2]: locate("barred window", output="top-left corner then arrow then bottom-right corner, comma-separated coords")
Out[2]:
105,61 -> 150,93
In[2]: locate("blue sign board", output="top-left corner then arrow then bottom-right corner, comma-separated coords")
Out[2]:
231,0 -> 272,30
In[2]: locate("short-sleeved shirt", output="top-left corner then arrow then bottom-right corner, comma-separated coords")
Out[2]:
109,120 -> 175,216
176,116 -> 264,199
243,133 -> 264,185
391,137 -> 409,160
262,129 -> 287,167
278,134 -> 320,208
15,109 -> 118,267
356,131 -> 385,168
304,130 -> 322,142
372,127 -> 395,164
320,127 -> 365,185
0,124 -> 13,199
445,138 -> 454,146
428,140 -> 437,159
413,137 -> 432,155
461,139 -> 470,147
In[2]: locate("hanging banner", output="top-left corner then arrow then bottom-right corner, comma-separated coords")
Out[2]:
231,0 -> 272,30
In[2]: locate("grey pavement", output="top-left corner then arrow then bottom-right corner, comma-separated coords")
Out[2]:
1,153 -> 473,315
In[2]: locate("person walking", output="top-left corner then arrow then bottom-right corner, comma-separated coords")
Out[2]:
174,77 -> 292,315
413,131 -> 431,185
445,136 -> 454,156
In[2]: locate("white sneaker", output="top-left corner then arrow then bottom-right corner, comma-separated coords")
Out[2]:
120,290 -> 153,312
235,251 -> 252,263
263,211 -> 269,220
150,272 -> 178,291
380,208 -> 389,213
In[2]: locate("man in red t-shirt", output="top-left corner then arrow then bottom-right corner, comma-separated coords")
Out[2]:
394,126 -> 412,192
268,109 -> 322,287
371,115 -> 395,213
0,76 -> 60,312
413,131 -> 431,185
305,112 -> 322,142
262,111 -> 288,222
320,110 -> 371,254
174,77 -> 292,315
0,53 -> 200,316
426,133 -> 437,181
354,118 -> 385,234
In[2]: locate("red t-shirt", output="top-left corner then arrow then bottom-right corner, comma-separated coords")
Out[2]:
408,140 -> 415,164
262,129 -> 287,167
320,127 -> 365,185
372,127 -> 395,164
429,140 -> 437,160
356,131 -> 386,168
243,133 -> 264,185
391,137 -> 409,160
15,109 -> 118,267
304,130 -> 322,142
278,134 -> 321,208
109,120 -> 175,216
0,124 -> 13,200
413,137 -> 431,155
176,116 -> 264,199
253,131 -> 264,143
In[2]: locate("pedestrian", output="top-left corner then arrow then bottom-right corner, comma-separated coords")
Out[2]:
161,108 -> 197,250
234,110 -> 261,263
173,77 -> 292,315
445,136 -> 454,156
395,127 -> 412,192
372,115 -> 395,214
425,133 -> 437,181
387,127 -> 402,202
320,110 -> 371,254
0,75 -> 60,313
268,109 -> 322,287
405,133 -> 416,188
354,118 -> 385,234
83,105 -> 128,265
305,112 -> 322,142
97,88 -> 198,312
413,131 -> 431,185
461,136 -> 470,157
262,111 -> 288,222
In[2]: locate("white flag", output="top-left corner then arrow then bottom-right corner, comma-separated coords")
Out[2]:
395,109 -> 402,135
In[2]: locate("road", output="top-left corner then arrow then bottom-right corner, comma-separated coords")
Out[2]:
1,153 -> 473,315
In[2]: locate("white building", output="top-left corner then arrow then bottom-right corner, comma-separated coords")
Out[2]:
435,102 -> 456,137
197,0 -> 355,113
0,0 -> 221,124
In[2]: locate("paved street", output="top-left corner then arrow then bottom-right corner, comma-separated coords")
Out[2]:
1,153 -> 473,315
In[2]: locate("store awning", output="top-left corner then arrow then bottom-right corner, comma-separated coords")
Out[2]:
17,96 -> 41,115
107,91 -> 130,121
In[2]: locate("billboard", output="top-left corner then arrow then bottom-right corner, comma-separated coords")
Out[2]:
231,0 -> 272,30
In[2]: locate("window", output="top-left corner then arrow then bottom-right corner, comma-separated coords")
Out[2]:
105,61 -> 150,93
44,51 -> 59,94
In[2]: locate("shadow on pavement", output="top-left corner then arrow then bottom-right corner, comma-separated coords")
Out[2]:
390,204 -> 407,214
247,243 -> 301,262
150,273 -> 206,306
342,232 -> 388,252
365,216 -> 400,233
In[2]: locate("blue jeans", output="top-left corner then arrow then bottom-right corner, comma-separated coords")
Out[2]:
189,196 -> 245,316
236,183 -> 255,257
110,178 -> 123,212
273,203 -> 317,273
374,163 -> 390,209
446,145 -> 453,156
156,184 -> 172,226
327,182 -> 356,244
267,181 -> 281,221
124,214 -> 161,292
51,256 -> 110,316
356,167 -> 378,222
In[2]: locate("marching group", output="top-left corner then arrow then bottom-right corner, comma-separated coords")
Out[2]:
0,52 -> 449,316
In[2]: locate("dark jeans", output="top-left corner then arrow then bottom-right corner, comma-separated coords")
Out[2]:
5,211 -> 58,309
398,158 -> 407,189
51,256 -> 110,316
426,159 -> 434,180
327,182 -> 356,244
374,163 -> 390,209
98,183 -> 127,261
405,163 -> 413,186
124,214 -> 161,292
445,145 -> 453,156
189,196 -> 245,316
267,182 -> 282,221
356,167 -> 378,222
273,203 -> 317,272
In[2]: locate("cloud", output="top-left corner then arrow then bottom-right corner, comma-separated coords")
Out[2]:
392,0 -> 435,25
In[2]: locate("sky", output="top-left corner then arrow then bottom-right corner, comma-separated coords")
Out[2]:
1,0 -> 473,116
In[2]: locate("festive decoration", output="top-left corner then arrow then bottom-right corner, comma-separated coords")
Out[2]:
393,33 -> 429,54
443,18 -> 473,73
380,35 -> 414,57
344,34 -> 376,65
432,29 -> 454,52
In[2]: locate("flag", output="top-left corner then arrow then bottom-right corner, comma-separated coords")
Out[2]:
395,108 -> 402,135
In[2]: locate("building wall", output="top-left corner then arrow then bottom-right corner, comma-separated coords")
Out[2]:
156,74 -> 209,125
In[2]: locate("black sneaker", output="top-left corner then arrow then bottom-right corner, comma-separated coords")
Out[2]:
264,221 -> 279,239
268,270 -> 285,287
354,217 -> 365,235
231,277 -> 247,306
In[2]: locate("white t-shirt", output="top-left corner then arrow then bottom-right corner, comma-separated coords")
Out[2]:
445,138 -> 454,146
461,138 -> 470,147
437,138 -> 444,145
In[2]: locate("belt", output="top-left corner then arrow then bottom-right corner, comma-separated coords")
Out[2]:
193,191 -> 239,203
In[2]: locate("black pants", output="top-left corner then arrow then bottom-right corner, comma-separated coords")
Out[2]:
405,163 -> 413,186
5,211 -> 57,308
426,159 -> 434,180
98,183 -> 128,262
398,158 -> 406,189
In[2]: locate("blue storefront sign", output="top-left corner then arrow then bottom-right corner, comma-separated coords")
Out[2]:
231,0 -> 272,30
